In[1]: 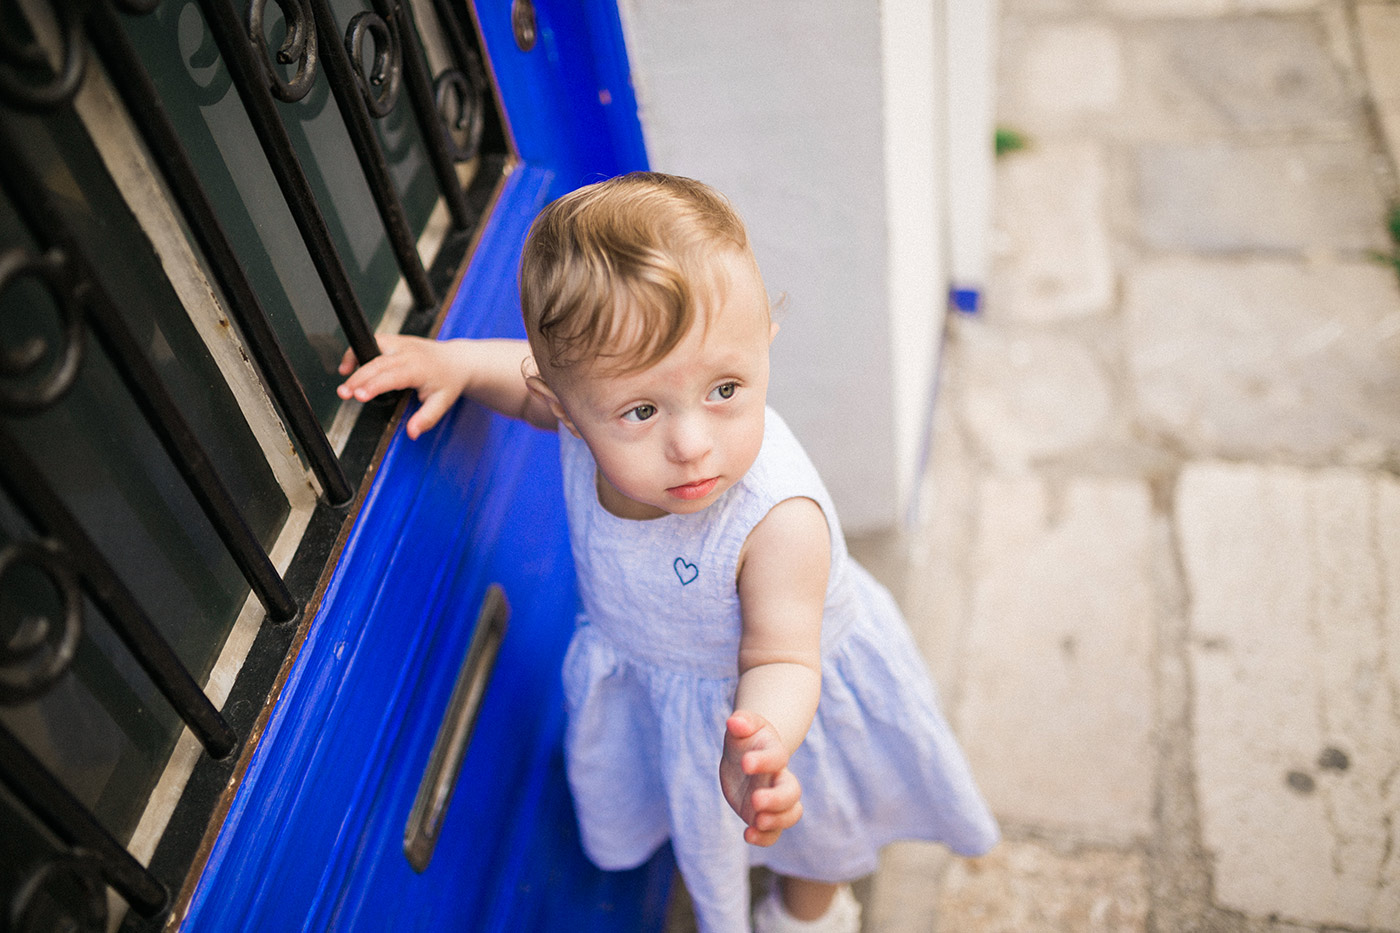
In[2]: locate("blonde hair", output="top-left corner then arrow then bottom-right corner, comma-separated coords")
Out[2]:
519,172 -> 753,376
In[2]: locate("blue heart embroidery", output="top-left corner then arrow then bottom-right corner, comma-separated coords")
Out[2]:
673,557 -> 699,585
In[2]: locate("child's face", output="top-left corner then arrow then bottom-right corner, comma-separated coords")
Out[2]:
548,248 -> 776,521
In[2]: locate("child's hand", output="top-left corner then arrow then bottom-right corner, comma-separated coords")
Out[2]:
337,335 -> 468,439
719,710 -> 804,846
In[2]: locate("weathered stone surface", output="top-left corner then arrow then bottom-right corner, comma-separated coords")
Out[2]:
989,142 -> 1114,322
1126,17 -> 1359,135
1102,0 -> 1229,16
1135,141 -> 1387,253
1115,16 -> 1360,142
1001,0 -> 1088,14
863,842 -> 951,932
1103,0 -> 1325,13
999,21 -> 1123,127
1358,3 -> 1400,165
936,841 -> 1150,932
958,477 -> 1156,843
1179,463 -> 1400,930
957,325 -> 1114,469
1234,0 -> 1334,12
1125,257 -> 1400,463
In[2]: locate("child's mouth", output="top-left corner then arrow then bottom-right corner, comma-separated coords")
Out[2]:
668,478 -> 718,500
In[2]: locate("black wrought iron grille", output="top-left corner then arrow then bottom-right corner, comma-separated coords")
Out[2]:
0,0 -> 506,926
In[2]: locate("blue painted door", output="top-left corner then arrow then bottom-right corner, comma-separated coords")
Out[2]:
183,2 -> 671,928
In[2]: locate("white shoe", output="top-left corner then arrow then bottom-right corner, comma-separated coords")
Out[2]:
752,883 -> 860,933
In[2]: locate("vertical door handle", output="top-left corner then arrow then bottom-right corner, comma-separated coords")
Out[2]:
403,584 -> 509,872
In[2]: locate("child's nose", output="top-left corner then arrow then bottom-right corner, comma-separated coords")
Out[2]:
666,414 -> 711,463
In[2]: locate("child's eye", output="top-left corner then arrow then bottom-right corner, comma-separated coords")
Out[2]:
708,382 -> 739,402
622,404 -> 657,423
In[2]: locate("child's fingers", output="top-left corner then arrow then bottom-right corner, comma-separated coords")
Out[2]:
340,355 -> 421,403
337,346 -> 358,376
725,711 -> 762,741
743,826 -> 783,847
752,799 -> 803,834
740,744 -> 788,777
406,390 -> 455,439
751,771 -> 800,815
338,333 -> 413,376
336,354 -> 392,399
743,803 -> 802,847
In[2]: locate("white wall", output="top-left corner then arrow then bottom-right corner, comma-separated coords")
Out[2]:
616,0 -> 986,531
945,0 -> 999,302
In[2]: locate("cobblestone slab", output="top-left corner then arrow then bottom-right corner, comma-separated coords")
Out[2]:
1125,256 -> 1400,463
998,20 -> 1122,131
1103,0 -> 1327,13
935,841 -> 1149,932
862,842 -> 951,932
1122,17 -> 1360,138
1178,463 -> 1400,930
1235,0 -> 1329,10
1135,140 -> 1388,253
957,326 -> 1115,470
1101,0 -> 1229,15
1358,2 -> 1400,167
989,142 -> 1114,322
958,477 -> 1155,843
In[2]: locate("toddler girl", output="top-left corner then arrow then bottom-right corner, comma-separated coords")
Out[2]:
338,173 -> 998,933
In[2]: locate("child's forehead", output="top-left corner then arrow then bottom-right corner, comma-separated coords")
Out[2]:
679,245 -> 767,315
531,241 -> 767,386
624,249 -> 766,333
572,273 -> 769,382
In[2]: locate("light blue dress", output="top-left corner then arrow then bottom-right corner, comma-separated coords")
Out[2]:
559,409 -> 999,933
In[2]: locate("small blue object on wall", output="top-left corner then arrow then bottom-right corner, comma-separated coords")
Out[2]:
950,287 -> 982,314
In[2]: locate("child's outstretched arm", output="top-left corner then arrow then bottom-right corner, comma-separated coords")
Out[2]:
721,496 -> 830,847
337,335 -> 558,438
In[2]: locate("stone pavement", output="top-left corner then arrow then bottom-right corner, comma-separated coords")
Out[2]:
664,1 -> 1400,930
852,1 -> 1400,931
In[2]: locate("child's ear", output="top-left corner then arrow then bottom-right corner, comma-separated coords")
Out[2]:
525,374 -> 581,438
769,321 -> 780,344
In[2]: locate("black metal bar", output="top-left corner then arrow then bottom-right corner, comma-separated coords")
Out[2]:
0,122 -> 299,624
195,0 -> 380,366
84,0 -> 354,508
0,431 -> 239,759
0,723 -> 169,916
426,0 -> 477,90
304,0 -> 435,310
382,0 -> 470,228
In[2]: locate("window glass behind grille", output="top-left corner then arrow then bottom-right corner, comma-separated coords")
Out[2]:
0,524 -> 185,846
122,0 -> 440,430
0,107 -> 289,844
0,0 -> 506,917
0,784 -> 71,915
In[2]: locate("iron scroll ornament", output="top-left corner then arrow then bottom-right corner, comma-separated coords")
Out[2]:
246,0 -> 318,102
0,247 -> 87,416
432,65 -> 482,163
345,9 -> 400,118
0,0 -> 86,111
0,539 -> 83,705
